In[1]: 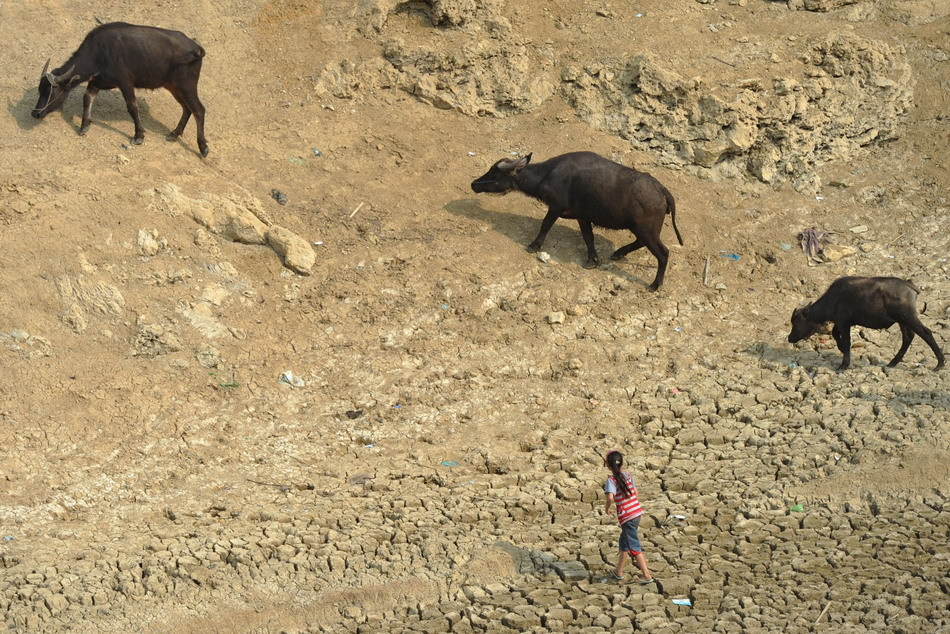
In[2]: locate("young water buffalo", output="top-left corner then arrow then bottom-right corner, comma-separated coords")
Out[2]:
788,276 -> 945,371
32,22 -> 209,156
470,152 -> 683,291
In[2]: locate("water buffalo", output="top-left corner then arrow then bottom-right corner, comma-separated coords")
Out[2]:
788,276 -> 945,371
32,22 -> 209,156
471,152 -> 682,291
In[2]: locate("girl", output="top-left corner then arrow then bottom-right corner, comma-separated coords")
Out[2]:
603,450 -> 655,584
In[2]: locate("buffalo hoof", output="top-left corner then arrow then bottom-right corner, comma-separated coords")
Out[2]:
200,145 -> 210,158
131,137 -> 144,146
78,125 -> 90,136
582,259 -> 599,270
609,252 -> 626,261
165,132 -> 180,142
647,283 -> 661,292
526,244 -> 541,253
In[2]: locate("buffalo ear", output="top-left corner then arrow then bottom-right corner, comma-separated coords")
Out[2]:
512,154 -> 531,172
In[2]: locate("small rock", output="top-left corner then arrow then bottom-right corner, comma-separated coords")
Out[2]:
271,189 -> 288,205
547,311 -> 566,324
552,561 -> 588,582
849,225 -> 869,233
537,251 -> 551,263
821,244 -> 857,262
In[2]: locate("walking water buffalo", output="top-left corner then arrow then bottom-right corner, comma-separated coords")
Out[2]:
471,152 -> 683,291
788,276 -> 945,371
32,22 -> 209,156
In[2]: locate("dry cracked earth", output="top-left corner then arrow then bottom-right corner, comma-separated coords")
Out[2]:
1,0 -> 948,632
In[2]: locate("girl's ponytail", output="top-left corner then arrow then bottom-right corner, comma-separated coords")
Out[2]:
605,450 -> 631,496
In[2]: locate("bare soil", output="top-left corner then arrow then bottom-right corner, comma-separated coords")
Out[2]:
1,0 -> 948,632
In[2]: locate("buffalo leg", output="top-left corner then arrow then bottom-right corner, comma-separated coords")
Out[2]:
527,207 -> 562,253
641,236 -> 669,291
832,323 -> 852,370
183,90 -> 208,157
610,238 -> 644,260
119,84 -> 145,145
904,315 -> 946,370
577,219 -> 599,268
164,87 -> 192,141
80,86 -> 99,136
888,323 -> 914,367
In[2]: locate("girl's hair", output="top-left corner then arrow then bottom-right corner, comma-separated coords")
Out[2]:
605,450 -> 632,496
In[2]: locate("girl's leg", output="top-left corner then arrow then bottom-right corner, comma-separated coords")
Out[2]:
632,552 -> 653,581
615,550 -> 629,576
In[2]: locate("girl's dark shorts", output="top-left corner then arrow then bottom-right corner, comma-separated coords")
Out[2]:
618,517 -> 642,554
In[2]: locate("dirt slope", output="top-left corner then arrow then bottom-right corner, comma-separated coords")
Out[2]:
1,0 -> 948,631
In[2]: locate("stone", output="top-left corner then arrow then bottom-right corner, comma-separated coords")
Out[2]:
820,244 -> 857,262
552,561 -> 588,582
267,225 -> 317,276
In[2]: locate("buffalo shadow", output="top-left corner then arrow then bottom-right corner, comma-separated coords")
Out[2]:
10,82 -> 174,146
443,197 -> 658,289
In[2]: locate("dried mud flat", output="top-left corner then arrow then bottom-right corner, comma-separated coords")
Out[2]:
1,0 -> 948,632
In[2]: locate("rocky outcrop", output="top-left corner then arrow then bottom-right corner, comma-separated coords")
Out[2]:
562,32 -> 912,191
148,184 -> 316,275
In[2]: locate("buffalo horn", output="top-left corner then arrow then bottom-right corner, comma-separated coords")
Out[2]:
41,58 -> 51,79
53,64 -> 76,86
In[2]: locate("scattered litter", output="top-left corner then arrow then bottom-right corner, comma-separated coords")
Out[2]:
671,387 -> 681,394
671,514 -> 686,520
441,304 -> 449,310
467,151 -> 476,156
789,504 -> 805,512
311,148 -> 322,157
345,410 -> 363,420
348,201 -> 364,218
2,536 -> 12,542
392,403 -> 402,409
537,251 -> 551,263
798,227 -> 832,264
702,257 -> 710,286
440,461 -> 459,467
779,242 -> 792,251
313,241 -> 324,246
673,327 -> 682,332
788,361 -> 798,368
849,225 -> 869,233
271,189 -> 288,205
289,157 -> 307,165
635,13 -> 644,18
719,251 -> 740,261
277,370 -> 305,387
815,196 -> 825,201
672,598 -> 692,606
364,444 -> 375,448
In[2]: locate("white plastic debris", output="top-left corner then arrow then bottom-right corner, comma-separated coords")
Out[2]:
278,371 -> 305,388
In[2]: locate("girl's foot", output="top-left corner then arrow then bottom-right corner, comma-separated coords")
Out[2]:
608,572 -> 624,581
639,577 -> 656,585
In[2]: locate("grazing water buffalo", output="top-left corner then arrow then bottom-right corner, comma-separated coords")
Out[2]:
32,22 -> 209,156
788,276 -> 945,371
470,151 -> 683,291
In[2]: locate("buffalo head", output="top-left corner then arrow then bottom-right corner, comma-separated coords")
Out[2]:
471,154 -> 532,194
787,304 -> 820,343
32,60 -> 81,119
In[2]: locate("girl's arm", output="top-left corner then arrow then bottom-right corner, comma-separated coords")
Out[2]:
604,492 -> 614,515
